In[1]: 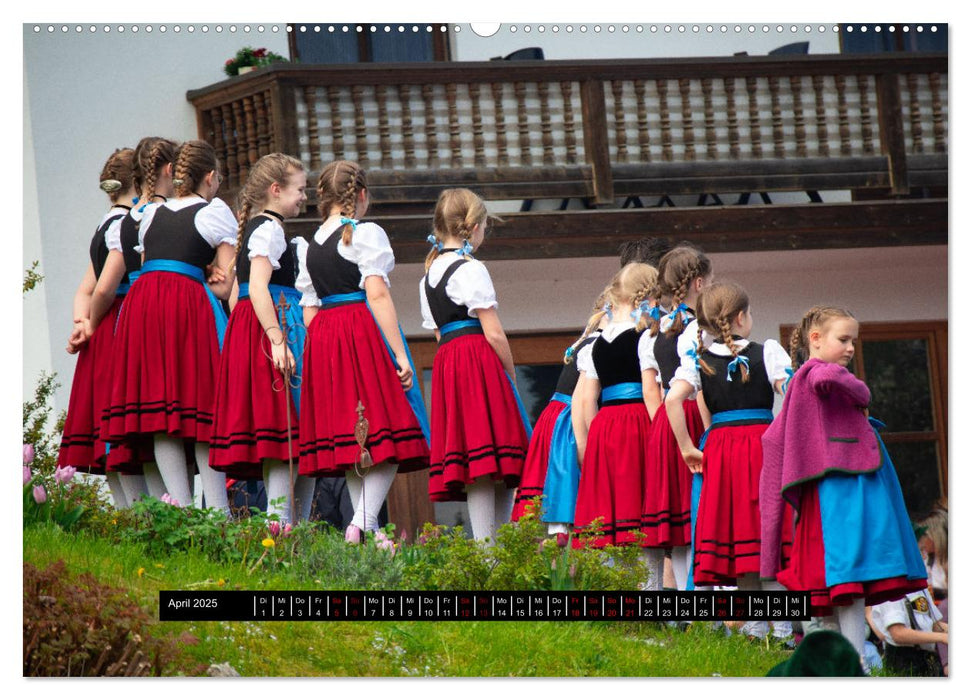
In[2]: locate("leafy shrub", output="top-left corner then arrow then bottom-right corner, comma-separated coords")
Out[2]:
23,560 -> 181,676
292,524 -> 405,589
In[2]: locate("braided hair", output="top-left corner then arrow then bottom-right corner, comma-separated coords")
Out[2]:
426,188 -> 489,272
98,148 -> 136,203
788,305 -> 856,371
172,140 -> 220,199
695,282 -> 751,382
317,160 -> 368,246
235,153 -> 306,263
656,244 -> 712,337
133,136 -> 178,204
564,284 -> 612,364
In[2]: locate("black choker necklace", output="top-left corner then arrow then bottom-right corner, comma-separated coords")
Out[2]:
151,194 -> 167,202
263,209 -> 286,221
193,192 -> 207,200
115,204 -> 132,211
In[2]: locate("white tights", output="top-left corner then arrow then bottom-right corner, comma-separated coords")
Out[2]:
153,434 -> 229,515
466,476 -> 515,544
639,548 -> 666,591
345,461 -> 398,531
262,460 -> 316,524
807,598 -> 867,656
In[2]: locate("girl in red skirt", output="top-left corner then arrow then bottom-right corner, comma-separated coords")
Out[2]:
511,289 -> 606,542
641,244 -> 712,590
760,306 -> 927,658
99,137 -> 179,498
210,153 -> 316,524
571,263 -> 661,571
102,140 -> 237,514
666,282 -> 793,637
296,160 -> 430,542
421,188 -> 531,543
58,147 -> 139,507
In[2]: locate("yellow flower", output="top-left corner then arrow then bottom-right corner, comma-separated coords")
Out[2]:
262,538 -> 275,548
111,518 -> 117,525
217,578 -> 225,587
137,567 -> 145,577
155,563 -> 165,569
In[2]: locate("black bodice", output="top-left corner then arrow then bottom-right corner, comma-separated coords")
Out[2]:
305,228 -> 362,299
234,215 -> 297,287
698,342 -> 775,414
142,202 -> 215,270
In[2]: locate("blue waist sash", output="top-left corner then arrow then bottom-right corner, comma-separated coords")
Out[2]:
550,392 -> 572,406
115,283 -> 130,296
140,259 -> 228,350
237,282 -> 301,302
698,408 -> 774,449
602,382 -> 644,403
439,318 -> 484,344
321,290 -> 367,309
128,270 -> 142,285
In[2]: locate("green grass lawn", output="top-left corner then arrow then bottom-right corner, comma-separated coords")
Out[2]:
23,523 -> 793,677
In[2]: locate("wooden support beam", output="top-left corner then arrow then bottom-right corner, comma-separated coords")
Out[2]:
876,73 -> 910,195
580,79 -> 614,206
286,199 -> 947,263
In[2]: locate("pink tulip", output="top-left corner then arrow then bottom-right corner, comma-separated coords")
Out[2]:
33,484 -> 47,504
23,465 -> 32,485
160,493 -> 181,507
282,523 -> 293,537
54,466 -> 76,485
23,444 -> 35,465
374,531 -> 396,553
268,521 -> 281,537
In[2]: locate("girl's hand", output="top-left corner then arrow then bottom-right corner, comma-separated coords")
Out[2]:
682,446 -> 704,473
270,341 -> 295,375
206,263 -> 227,285
395,354 -> 414,390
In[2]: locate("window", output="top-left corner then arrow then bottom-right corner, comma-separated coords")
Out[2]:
781,320 -> 947,518
288,24 -> 451,65
840,24 -> 947,54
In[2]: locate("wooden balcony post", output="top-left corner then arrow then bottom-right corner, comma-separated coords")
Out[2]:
876,73 -> 910,195
580,79 -> 614,206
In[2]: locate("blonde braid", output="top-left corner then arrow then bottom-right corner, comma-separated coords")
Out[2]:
339,171 -> 359,245
788,326 -> 804,371
631,284 -> 651,332
666,262 -> 700,337
697,323 -> 716,377
718,316 -> 749,382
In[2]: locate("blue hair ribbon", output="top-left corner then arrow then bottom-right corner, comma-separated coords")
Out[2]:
458,239 -> 474,257
781,366 -> 795,396
685,340 -> 701,371
648,304 -> 663,322
426,234 -> 444,252
340,217 -> 358,230
602,302 -> 613,321
631,299 -> 653,323
666,302 -> 690,324
726,354 -> 750,382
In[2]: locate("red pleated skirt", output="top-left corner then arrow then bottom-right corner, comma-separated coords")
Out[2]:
692,423 -> 773,586
58,297 -> 126,474
427,334 -> 529,502
209,300 -> 300,479
102,271 -> 220,444
572,402 -> 652,548
297,303 -> 429,477
511,399 -> 567,521
777,481 -> 924,617
641,399 -> 704,547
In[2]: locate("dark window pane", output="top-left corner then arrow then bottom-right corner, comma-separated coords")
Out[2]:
883,440 -> 941,519
861,339 -> 934,432
841,25 -> 948,53
371,32 -> 436,62
293,30 -> 359,64
515,364 -> 563,424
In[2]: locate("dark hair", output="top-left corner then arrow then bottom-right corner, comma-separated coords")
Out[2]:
653,244 -> 713,337
619,237 -> 672,268
98,148 -> 136,203
132,136 -> 178,202
172,140 -> 219,198
695,282 -> 752,382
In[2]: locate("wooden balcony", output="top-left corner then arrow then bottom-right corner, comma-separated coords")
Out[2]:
187,52 -> 947,261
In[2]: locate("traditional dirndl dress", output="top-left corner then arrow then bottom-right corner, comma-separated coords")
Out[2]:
641,315 -> 703,548
776,418 -> 928,616
58,208 -> 131,474
209,216 -> 305,479
296,219 -> 430,477
101,198 -> 234,448
572,325 -> 653,548
512,332 -> 599,524
421,253 -> 531,502
687,340 -> 791,586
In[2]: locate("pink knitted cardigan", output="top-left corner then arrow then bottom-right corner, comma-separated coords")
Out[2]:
759,358 -> 881,579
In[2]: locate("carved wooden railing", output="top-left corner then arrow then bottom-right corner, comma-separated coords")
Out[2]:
187,53 -> 947,207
